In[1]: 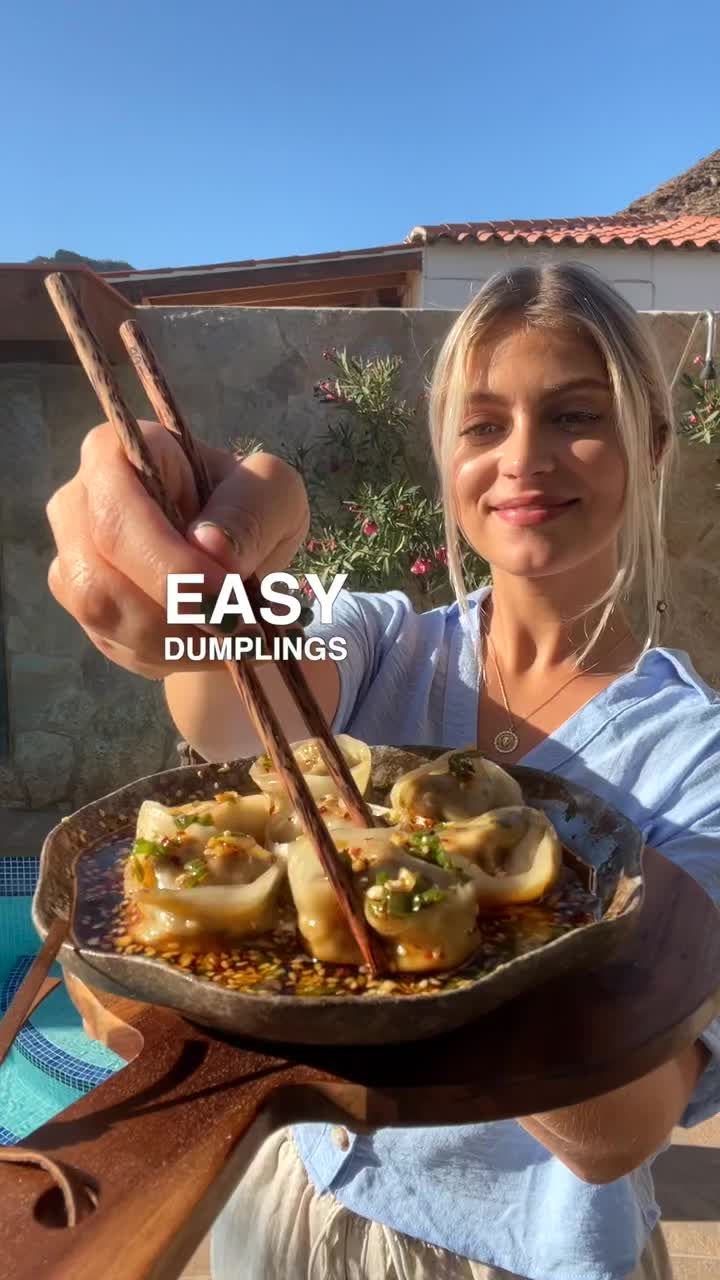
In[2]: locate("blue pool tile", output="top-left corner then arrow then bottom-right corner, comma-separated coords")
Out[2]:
1,881 -> 125,1143
1,957 -> 116,1093
0,858 -> 40,897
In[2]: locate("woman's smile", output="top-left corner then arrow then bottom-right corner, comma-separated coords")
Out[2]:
489,493 -> 581,526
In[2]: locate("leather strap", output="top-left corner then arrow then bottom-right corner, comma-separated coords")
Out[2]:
0,1148 -> 96,1226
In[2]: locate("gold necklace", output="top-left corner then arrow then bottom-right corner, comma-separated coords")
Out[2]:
484,631 -> 600,755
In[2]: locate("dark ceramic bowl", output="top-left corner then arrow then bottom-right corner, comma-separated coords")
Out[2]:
32,747 -> 644,1045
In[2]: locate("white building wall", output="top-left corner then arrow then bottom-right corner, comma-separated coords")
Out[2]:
421,241 -> 720,311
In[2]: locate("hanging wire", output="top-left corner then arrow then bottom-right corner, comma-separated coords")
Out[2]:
669,313 -> 703,392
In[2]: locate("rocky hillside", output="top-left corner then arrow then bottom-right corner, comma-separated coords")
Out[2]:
619,149 -> 720,217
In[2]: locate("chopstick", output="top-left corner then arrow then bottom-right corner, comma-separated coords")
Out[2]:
118,318 -> 376,831
44,272 -> 384,976
119,320 -> 214,506
0,920 -> 67,1068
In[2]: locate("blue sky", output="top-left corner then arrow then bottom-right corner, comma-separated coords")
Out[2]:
3,0 -> 718,270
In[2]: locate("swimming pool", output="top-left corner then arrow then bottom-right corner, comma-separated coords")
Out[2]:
0,857 -> 126,1144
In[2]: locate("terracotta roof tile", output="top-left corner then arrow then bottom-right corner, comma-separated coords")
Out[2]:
406,214 -> 720,250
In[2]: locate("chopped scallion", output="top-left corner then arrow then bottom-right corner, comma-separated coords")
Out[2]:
178,858 -> 210,887
407,830 -> 452,869
132,838 -> 164,859
387,890 -> 413,917
412,886 -> 445,910
174,812 -> 213,830
448,752 -> 475,781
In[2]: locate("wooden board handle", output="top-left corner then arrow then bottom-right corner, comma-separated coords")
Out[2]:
0,994 -> 369,1280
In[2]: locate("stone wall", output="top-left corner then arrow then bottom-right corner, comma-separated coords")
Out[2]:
2,361 -> 177,810
0,307 -> 717,811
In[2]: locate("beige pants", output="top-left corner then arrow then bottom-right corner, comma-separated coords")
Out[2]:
211,1127 -> 673,1280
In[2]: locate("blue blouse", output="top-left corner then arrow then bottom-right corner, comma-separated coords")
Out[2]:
239,587 -> 720,1280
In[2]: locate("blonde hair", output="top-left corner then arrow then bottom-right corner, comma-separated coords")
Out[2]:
428,262 -> 676,662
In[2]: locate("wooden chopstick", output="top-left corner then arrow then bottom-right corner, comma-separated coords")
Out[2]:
0,920 -> 68,1068
119,320 -> 214,507
119,318 -> 376,831
44,272 -> 384,975
43,275 -> 183,529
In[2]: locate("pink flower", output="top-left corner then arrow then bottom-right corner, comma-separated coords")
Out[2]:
693,355 -> 703,366
361,519 -> 379,537
689,414 -> 698,426
306,538 -> 322,553
299,577 -> 315,599
410,557 -> 433,576
313,379 -> 340,403
324,538 -> 337,552
435,545 -> 448,566
322,348 -> 337,361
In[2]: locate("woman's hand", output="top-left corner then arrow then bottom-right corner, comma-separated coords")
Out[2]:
46,421 -> 310,679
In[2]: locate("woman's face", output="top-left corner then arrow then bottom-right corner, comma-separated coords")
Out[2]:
452,323 -> 626,581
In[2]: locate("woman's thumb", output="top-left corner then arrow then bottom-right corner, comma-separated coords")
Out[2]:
185,454 -> 307,580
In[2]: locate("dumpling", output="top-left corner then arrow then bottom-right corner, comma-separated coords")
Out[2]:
184,791 -> 272,842
249,734 -> 372,804
135,799 -> 214,854
432,807 -> 562,908
287,826 -> 480,974
123,830 -> 205,897
136,792 -> 271,849
131,863 -> 285,945
286,826 -> 397,964
363,847 -> 480,973
267,797 -> 391,858
202,833 -> 278,885
126,828 -> 277,893
125,821 -> 285,946
389,749 -> 522,825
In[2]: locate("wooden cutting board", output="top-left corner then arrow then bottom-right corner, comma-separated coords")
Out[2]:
1,847 -> 719,1280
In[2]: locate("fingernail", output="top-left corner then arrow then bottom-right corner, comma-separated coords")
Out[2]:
191,522 -> 241,566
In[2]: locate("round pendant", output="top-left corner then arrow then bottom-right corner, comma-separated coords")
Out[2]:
494,729 -> 519,754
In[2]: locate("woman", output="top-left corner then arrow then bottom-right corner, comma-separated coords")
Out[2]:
46,263 -> 720,1280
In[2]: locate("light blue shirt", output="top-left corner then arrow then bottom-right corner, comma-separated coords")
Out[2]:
233,587 -> 720,1280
